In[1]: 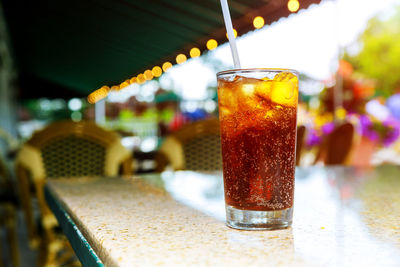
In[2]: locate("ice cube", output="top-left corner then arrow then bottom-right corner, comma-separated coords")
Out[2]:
241,84 -> 255,96
226,74 -> 238,82
218,83 -> 238,112
273,72 -> 298,82
254,80 -> 273,102
270,81 -> 298,107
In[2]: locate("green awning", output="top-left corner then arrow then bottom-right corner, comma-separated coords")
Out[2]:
2,0 -> 321,98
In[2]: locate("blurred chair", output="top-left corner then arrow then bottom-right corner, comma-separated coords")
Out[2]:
315,122 -> 355,165
156,118 -> 222,171
296,125 -> 306,166
15,120 -> 133,267
133,151 -> 158,174
0,127 -> 20,158
0,156 -> 19,267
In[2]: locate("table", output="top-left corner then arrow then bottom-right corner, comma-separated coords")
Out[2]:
45,166 -> 400,267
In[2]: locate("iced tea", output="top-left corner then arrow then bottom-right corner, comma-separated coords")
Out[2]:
217,69 -> 298,230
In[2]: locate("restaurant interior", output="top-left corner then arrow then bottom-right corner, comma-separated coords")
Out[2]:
1,0 -> 400,266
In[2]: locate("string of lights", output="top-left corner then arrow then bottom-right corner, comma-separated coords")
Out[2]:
87,0 -> 300,104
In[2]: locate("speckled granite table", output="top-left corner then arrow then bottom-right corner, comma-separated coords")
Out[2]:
45,166 -> 400,267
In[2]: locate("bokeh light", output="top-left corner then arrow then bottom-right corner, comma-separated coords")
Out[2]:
225,29 -> 238,40
190,47 -> 201,58
68,98 -> 82,111
144,70 -> 153,80
288,0 -> 299,12
206,39 -> 218,50
162,62 -> 172,72
176,54 -> 187,64
253,16 -> 265,29
87,86 -> 108,103
119,81 -> 129,89
152,66 -> 162,77
71,111 -> 82,122
137,74 -> 145,84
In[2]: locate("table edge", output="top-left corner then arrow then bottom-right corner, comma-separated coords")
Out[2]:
44,184 -> 105,267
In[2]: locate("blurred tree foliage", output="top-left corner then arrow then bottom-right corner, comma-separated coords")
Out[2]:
346,6 -> 400,97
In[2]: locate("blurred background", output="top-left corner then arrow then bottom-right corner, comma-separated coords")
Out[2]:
0,0 -> 400,265
1,0 -> 399,169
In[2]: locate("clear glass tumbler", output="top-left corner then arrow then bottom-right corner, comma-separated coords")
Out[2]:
217,68 -> 298,230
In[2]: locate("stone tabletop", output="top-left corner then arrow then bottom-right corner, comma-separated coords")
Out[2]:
47,166 -> 400,267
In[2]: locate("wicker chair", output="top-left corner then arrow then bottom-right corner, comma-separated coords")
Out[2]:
15,120 -> 133,267
156,118 -> 222,171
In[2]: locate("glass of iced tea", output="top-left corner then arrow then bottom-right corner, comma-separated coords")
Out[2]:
217,69 -> 298,230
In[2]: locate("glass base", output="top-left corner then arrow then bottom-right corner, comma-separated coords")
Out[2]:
225,205 -> 293,230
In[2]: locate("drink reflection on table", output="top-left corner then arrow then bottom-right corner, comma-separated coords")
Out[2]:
226,228 -> 298,264
356,166 -> 400,247
293,165 -> 400,266
161,171 -> 226,221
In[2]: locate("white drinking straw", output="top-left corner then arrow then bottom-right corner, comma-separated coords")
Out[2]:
220,0 -> 241,69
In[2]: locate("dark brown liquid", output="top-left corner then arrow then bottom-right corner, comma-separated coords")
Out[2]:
218,76 -> 297,211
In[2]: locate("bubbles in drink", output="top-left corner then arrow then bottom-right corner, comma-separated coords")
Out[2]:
218,72 -> 298,211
